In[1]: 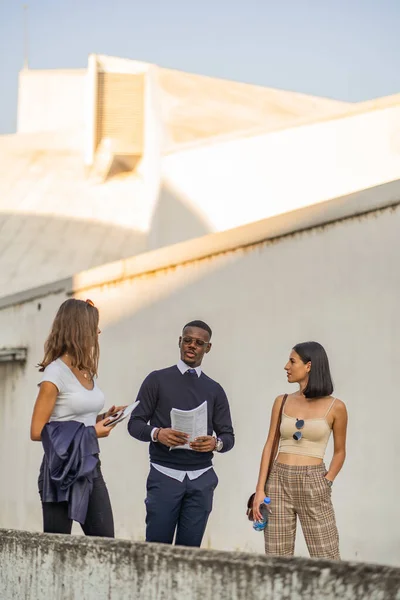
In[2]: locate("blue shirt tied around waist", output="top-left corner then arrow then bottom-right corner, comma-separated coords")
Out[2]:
128,361 -> 235,476
40,420 -> 100,524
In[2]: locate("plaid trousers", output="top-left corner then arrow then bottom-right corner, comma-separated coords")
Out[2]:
264,462 -> 340,560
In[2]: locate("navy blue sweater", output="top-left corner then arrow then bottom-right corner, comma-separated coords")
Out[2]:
128,366 -> 235,470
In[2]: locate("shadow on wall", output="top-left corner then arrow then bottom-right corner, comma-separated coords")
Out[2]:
147,179 -> 212,250
0,212 -> 147,298
4,197 -> 400,564
89,204 -> 400,564
0,174 -> 214,297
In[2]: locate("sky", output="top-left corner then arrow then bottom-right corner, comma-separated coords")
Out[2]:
0,0 -> 399,134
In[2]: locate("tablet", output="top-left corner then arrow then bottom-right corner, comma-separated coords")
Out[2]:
105,401 -> 140,426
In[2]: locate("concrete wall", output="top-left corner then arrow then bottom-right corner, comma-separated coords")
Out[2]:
0,530 -> 400,600
1,185 -> 400,567
17,69 -> 86,134
162,101 -> 400,234
1,530 -> 399,600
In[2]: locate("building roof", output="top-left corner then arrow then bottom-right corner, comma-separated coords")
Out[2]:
0,132 -> 147,298
1,55 -> 397,300
156,66 -> 351,149
92,54 -> 351,149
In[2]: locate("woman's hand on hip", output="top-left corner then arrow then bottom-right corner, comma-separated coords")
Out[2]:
252,490 -> 266,522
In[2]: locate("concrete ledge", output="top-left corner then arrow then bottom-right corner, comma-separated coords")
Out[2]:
0,279 -> 71,311
1,530 -> 399,600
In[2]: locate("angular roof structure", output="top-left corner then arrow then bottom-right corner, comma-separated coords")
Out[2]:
156,66 -> 350,148
1,55 -> 399,300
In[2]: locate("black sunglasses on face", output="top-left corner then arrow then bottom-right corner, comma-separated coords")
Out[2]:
182,336 -> 209,348
293,419 -> 305,441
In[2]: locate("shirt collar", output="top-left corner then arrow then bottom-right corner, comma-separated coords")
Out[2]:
177,359 -> 202,378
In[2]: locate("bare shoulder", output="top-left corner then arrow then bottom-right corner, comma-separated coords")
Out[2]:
274,393 -> 287,405
272,393 -> 289,411
333,398 -> 347,417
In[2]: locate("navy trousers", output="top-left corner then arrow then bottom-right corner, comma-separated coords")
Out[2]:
145,466 -> 218,547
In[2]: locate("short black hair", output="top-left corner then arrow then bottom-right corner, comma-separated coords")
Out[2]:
293,341 -> 333,399
183,320 -> 212,339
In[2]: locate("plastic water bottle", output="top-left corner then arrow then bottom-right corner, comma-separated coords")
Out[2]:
252,497 -> 272,531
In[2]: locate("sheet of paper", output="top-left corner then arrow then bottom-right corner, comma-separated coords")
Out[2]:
170,401 -> 208,450
106,401 -> 140,427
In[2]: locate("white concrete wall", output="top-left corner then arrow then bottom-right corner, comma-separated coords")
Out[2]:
135,66 -> 165,234
1,195 -> 400,567
161,103 -> 400,234
17,69 -> 86,134
2,530 -> 399,600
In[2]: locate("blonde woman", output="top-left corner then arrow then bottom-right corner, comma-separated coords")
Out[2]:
253,341 -> 348,559
30,298 -> 123,537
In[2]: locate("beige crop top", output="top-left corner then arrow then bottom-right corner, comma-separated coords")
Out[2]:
279,398 -> 336,459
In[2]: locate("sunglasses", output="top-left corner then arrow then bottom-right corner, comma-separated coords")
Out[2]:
293,419 -> 305,441
181,336 -> 210,348
85,299 -> 95,307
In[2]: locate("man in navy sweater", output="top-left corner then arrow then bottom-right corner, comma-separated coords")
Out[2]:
128,320 -> 234,547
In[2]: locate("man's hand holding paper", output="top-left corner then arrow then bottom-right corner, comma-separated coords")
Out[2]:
170,401 -> 208,450
189,436 -> 216,452
157,429 -> 189,447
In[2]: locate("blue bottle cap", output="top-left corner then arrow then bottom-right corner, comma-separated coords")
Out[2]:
263,497 -> 271,504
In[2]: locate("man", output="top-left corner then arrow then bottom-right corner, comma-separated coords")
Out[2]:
128,320 -> 234,547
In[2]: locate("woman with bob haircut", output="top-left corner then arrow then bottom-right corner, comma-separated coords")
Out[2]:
30,298 -> 124,537
252,341 -> 347,559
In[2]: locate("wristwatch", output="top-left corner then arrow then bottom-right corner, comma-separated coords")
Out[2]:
215,437 -> 223,452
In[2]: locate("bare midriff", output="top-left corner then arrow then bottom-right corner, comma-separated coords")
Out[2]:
276,452 -> 323,466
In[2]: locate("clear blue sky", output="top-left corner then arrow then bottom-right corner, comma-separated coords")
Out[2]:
0,0 -> 399,134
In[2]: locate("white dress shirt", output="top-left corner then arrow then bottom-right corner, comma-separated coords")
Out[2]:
151,360 -> 213,482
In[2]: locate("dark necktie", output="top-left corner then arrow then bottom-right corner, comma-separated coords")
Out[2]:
186,368 -> 197,376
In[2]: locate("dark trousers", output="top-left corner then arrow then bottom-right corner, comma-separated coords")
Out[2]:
145,466 -> 218,547
40,467 -> 114,537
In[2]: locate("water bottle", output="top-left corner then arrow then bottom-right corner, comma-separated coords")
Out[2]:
252,497 -> 271,531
